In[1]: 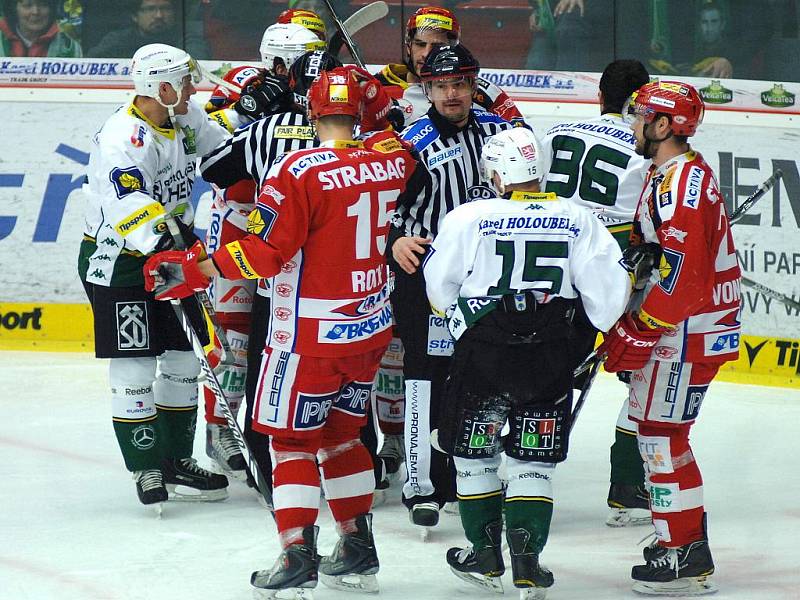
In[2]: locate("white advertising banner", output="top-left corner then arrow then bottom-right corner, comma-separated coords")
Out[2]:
0,85 -> 798,343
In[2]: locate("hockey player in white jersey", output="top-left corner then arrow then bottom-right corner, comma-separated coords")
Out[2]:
78,44 -> 230,511
541,59 -> 652,527
424,128 -> 631,598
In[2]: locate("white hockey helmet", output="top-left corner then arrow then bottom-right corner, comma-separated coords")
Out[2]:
260,23 -> 326,73
480,128 -> 545,195
130,43 -> 200,110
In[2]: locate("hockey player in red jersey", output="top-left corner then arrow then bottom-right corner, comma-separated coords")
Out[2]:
374,6 -> 525,126
144,67 -> 415,596
601,81 -> 741,596
200,21 -> 328,479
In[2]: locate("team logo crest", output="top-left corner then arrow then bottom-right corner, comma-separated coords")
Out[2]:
110,167 -> 146,198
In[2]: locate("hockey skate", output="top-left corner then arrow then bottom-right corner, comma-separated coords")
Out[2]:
446,520 -> 504,594
507,528 -> 554,600
252,526 -> 319,600
409,501 -> 439,540
607,483 -> 652,527
161,457 -> 229,501
632,514 -> 717,596
133,469 -> 167,516
377,434 -> 405,478
206,423 -> 247,480
320,513 -> 380,593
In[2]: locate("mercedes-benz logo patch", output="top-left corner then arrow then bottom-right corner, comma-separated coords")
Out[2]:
241,96 -> 257,112
131,424 -> 156,450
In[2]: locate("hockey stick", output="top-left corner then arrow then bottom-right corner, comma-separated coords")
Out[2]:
570,351 -> 603,426
164,216 -> 234,369
321,0 -> 367,68
169,299 -> 274,510
344,1 -> 388,36
729,169 -> 783,224
741,276 -> 800,313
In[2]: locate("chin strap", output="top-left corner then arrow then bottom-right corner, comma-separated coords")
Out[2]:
642,121 -> 673,159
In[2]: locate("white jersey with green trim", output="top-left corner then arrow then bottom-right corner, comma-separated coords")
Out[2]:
541,113 -> 648,238
81,99 -> 229,287
423,191 -> 631,340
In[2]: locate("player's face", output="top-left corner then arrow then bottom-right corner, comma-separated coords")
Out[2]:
630,114 -> 647,156
428,76 -> 474,125
408,30 -> 450,76
161,75 -> 196,115
700,9 -> 724,44
15,0 -> 53,38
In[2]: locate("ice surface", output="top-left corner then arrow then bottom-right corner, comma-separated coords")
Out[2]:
2,351 -> 798,600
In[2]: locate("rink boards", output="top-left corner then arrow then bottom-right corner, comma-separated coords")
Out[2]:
0,63 -> 798,388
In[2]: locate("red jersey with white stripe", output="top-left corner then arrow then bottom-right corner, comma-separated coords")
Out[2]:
213,131 -> 415,357
632,150 -> 742,364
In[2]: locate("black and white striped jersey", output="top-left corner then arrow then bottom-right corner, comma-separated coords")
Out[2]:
199,111 -> 316,188
396,108 -> 516,239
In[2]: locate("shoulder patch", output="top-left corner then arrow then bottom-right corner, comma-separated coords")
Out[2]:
403,118 -> 438,151
274,125 -> 315,140
110,166 -> 146,198
287,149 -> 339,178
371,137 -> 404,154
247,206 -> 278,240
129,124 -> 146,148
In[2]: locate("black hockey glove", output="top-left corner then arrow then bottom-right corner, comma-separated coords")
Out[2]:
620,242 -> 661,291
234,75 -> 293,120
386,103 -> 406,132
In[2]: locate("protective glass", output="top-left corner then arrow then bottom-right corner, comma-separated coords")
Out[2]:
621,93 -> 652,127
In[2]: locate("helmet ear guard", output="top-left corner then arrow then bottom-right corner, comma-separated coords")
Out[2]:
480,128 -> 545,195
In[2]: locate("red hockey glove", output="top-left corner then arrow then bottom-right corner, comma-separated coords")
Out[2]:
599,313 -> 665,372
143,241 -> 210,301
344,65 -> 394,132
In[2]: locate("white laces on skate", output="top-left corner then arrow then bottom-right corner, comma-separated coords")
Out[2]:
216,426 -> 242,459
136,470 -> 163,491
455,545 -> 475,564
649,547 -> 679,577
178,457 -> 212,476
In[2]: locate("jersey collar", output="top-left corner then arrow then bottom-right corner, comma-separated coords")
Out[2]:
381,64 -> 409,89
128,102 -> 176,140
507,191 -> 558,202
318,140 -> 364,149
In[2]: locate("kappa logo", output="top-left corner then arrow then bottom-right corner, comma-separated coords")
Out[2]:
281,260 -> 297,274
663,226 -> 687,243
131,424 -> 156,450
654,345 -> 678,359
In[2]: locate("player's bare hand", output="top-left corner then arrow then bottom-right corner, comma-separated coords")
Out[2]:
554,0 -> 584,18
699,57 -> 732,78
392,236 -> 431,274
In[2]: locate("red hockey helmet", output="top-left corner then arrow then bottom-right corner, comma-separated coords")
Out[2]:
206,65 -> 264,109
277,8 -> 327,41
405,6 -> 460,43
624,80 -> 705,137
306,67 -> 362,120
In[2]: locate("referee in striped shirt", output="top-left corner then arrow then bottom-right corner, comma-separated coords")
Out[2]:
389,44 -> 519,529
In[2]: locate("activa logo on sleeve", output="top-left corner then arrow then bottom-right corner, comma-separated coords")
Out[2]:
682,166 -> 704,209
0,307 -> 43,330
289,150 -> 338,178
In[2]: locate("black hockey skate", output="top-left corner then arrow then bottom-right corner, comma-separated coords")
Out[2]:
409,501 -> 440,540
161,457 -> 228,502
446,520 -> 505,594
206,423 -> 246,480
607,483 -> 651,527
134,469 -> 168,515
252,526 -> 319,600
632,514 -> 717,596
320,513 -> 380,593
507,528 -> 554,600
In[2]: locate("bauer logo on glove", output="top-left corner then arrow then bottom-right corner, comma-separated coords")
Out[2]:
143,240 -> 210,301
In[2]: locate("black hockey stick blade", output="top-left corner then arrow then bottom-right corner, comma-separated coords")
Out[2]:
730,169 -> 783,224
321,0 -> 366,68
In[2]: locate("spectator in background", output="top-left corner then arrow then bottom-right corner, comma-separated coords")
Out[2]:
0,0 -> 82,56
87,0 -> 209,59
